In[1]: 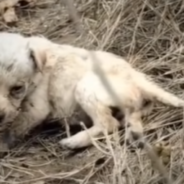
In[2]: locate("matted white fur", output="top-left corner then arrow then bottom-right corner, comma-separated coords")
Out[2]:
0,32 -> 183,149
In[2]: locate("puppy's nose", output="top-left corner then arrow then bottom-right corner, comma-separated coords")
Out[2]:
0,113 -> 5,123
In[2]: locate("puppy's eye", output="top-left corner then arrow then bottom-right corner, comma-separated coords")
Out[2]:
10,85 -> 25,98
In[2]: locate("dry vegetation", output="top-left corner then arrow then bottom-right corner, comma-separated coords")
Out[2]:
1,0 -> 184,183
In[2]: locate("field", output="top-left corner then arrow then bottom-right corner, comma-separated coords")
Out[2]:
0,0 -> 184,183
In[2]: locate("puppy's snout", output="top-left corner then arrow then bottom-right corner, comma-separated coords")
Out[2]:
0,113 -> 5,123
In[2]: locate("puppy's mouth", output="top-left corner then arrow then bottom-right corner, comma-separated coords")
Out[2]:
0,107 -> 23,148
2,128 -> 18,149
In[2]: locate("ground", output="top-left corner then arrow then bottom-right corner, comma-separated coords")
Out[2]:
0,0 -> 184,183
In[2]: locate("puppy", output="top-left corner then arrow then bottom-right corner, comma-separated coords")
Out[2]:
0,32 -> 184,150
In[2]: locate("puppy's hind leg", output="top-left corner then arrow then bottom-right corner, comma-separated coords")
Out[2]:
124,109 -> 145,148
59,77 -> 120,150
60,104 -> 120,150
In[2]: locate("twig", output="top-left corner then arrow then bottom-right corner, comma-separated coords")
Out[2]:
64,117 -> 71,138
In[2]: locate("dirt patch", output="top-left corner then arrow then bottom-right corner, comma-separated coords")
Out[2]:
1,0 -> 184,183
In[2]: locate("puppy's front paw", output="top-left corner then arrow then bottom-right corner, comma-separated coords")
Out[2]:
59,137 -> 80,150
60,131 -> 92,150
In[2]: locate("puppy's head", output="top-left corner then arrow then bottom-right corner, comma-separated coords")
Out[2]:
0,32 -> 53,124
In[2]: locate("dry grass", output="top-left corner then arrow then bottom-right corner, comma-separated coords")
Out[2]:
1,0 -> 184,183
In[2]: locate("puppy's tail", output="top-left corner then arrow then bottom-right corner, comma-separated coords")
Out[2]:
136,72 -> 184,107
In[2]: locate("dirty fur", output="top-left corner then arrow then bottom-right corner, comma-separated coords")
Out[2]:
0,32 -> 184,150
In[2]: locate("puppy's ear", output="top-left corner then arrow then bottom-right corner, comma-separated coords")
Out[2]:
27,37 -> 56,72
29,48 -> 46,72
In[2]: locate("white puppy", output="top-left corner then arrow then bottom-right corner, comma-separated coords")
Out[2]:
0,32 -> 183,149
